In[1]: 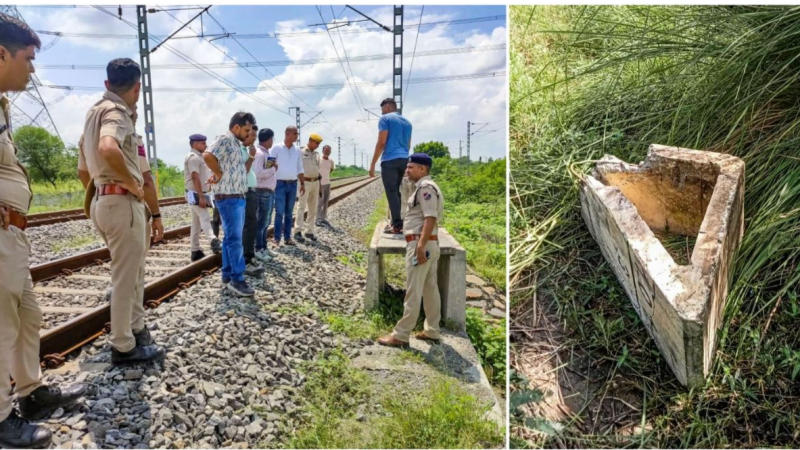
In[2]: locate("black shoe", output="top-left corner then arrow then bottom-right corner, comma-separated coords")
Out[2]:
18,384 -> 86,421
294,232 -> 305,243
190,250 -> 206,262
210,238 -> 222,254
111,344 -> 165,365
133,326 -> 154,347
306,233 -> 317,241
0,411 -> 51,449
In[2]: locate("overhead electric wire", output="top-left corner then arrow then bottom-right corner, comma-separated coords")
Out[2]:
404,5 -> 424,98
40,70 -> 506,92
331,5 -> 366,110
204,10 -> 323,117
316,5 -> 365,112
34,14 -> 505,40
36,44 -> 505,71
158,8 -> 295,110
92,6 -> 289,116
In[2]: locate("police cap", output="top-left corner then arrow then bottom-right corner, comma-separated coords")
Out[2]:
409,152 -> 432,167
189,133 -> 207,143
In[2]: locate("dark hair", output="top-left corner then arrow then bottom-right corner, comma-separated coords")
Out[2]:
0,13 -> 41,54
258,128 -> 274,142
106,58 -> 141,93
229,112 -> 255,130
380,97 -> 396,107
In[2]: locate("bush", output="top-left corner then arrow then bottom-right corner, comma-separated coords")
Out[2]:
466,308 -> 506,386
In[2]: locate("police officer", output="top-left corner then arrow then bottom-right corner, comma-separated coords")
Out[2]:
0,13 -> 85,448
378,153 -> 443,347
81,58 -> 164,364
183,133 -> 220,261
294,133 -> 323,242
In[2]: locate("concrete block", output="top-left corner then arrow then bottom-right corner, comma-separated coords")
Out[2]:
580,144 -> 744,386
365,220 -> 467,330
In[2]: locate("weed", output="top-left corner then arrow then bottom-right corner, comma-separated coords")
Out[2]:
288,349 -> 503,448
510,5 -> 800,447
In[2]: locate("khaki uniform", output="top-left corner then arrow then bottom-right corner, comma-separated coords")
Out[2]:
0,96 -> 43,422
296,148 -> 321,233
184,149 -> 214,252
82,91 -> 147,353
392,175 -> 444,342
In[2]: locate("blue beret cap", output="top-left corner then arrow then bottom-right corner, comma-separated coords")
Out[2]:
409,152 -> 432,167
189,133 -> 207,142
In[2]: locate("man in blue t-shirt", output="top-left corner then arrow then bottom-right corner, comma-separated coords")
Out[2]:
369,97 -> 412,234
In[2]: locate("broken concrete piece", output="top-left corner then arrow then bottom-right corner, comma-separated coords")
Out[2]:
580,144 -> 744,386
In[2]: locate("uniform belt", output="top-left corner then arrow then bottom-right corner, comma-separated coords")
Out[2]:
303,175 -> 321,182
5,208 -> 27,230
98,184 -> 129,196
214,193 -> 245,200
405,234 -> 438,243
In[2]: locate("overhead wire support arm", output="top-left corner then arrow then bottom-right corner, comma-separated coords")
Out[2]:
150,5 -> 211,53
300,111 -> 323,128
345,5 -> 392,32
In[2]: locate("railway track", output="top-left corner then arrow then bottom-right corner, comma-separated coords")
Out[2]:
26,174 -> 366,228
34,175 -> 378,369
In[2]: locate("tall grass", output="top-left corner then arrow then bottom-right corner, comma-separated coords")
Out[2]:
511,5 -> 800,447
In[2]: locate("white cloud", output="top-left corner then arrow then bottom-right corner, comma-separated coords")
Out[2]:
16,6 -> 507,169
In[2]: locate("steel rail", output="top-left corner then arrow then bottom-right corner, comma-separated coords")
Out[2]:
37,176 -> 378,367
25,174 -> 366,228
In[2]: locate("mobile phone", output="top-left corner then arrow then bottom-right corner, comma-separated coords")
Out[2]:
412,250 -> 430,266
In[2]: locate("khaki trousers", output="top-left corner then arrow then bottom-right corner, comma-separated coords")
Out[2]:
91,194 -> 147,352
190,204 -> 214,252
392,240 -> 441,342
0,225 -> 42,421
317,183 -> 331,221
295,180 -> 319,233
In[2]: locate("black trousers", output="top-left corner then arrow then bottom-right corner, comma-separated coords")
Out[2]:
242,189 -> 259,263
381,157 -> 408,229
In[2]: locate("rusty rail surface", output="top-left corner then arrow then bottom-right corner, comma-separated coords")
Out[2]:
38,176 -> 378,365
27,196 -> 186,228
26,175 -> 367,228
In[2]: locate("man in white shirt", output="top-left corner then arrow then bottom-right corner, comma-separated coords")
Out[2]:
269,126 -> 305,245
252,128 -> 277,261
294,133 -> 323,242
316,144 -> 335,227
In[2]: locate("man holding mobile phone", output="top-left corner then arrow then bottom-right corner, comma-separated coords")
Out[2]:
378,153 -> 444,348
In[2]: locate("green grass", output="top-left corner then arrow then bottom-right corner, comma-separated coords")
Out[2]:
287,349 -> 504,449
510,5 -> 800,447
445,201 -> 506,289
51,233 -> 97,252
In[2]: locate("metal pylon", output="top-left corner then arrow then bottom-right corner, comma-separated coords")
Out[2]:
0,5 -> 63,141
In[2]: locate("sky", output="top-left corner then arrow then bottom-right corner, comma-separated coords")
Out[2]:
13,4 -> 507,168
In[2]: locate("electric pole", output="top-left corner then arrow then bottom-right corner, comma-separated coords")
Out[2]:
393,5 -> 404,114
137,5 -> 158,181
347,5 -> 403,113
467,121 -> 471,161
353,143 -> 357,167
459,139 -> 462,159
337,136 -> 341,164
289,106 -> 301,144
0,6 -> 62,142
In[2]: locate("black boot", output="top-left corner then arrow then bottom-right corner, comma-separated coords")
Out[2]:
18,384 -> 86,421
133,326 -> 154,347
0,411 -> 51,448
111,344 -> 165,365
190,250 -> 205,262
